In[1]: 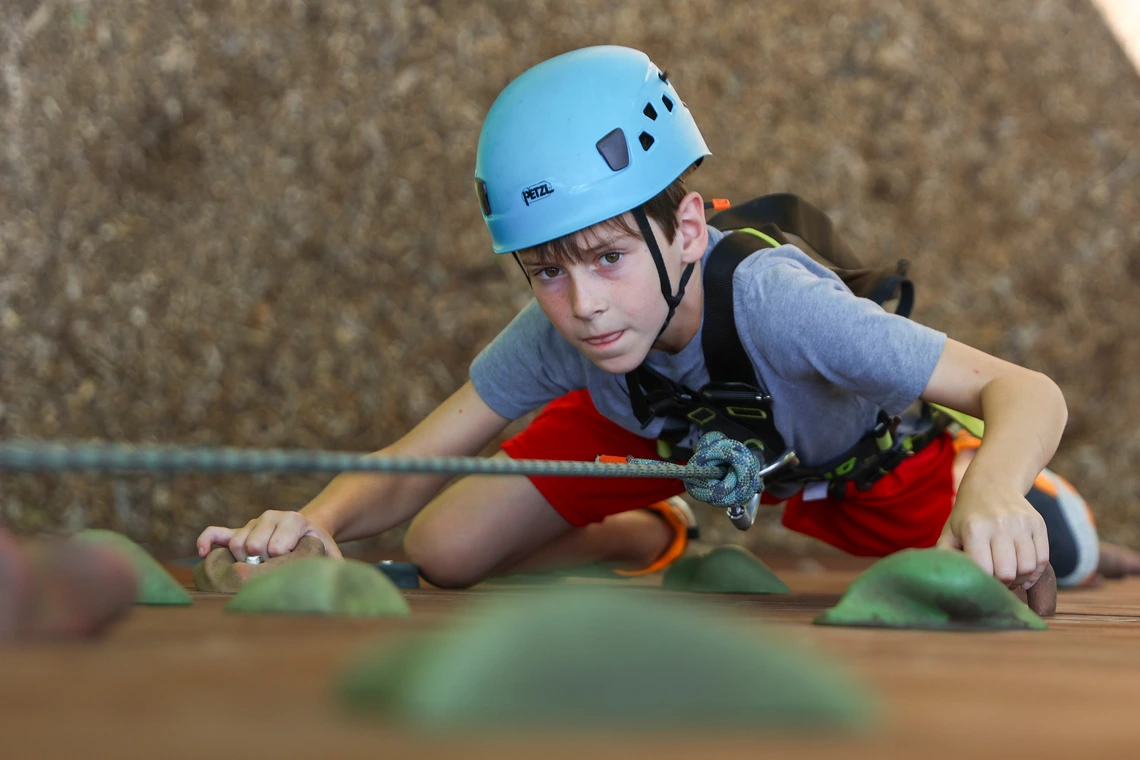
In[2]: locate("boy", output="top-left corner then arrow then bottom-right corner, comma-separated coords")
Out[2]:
197,45 -> 1126,591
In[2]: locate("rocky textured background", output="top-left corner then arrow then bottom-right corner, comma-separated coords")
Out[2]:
1,0 -> 1138,557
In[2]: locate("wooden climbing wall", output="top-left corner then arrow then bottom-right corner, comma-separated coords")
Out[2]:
3,560 -> 1139,758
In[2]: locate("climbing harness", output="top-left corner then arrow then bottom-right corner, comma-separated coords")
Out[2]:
0,432 -> 764,514
625,194 -> 951,527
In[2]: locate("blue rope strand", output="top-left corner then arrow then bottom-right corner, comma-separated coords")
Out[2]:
0,436 -> 764,508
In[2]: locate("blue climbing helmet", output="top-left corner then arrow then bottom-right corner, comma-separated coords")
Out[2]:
474,45 -> 710,254
474,46 -> 711,334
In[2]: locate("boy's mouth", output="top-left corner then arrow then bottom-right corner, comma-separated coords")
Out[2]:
582,330 -> 624,348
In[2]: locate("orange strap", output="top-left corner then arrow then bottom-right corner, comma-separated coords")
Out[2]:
951,429 -> 983,453
613,500 -> 690,577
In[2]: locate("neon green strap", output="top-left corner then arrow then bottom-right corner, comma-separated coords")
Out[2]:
931,404 -> 985,438
736,227 -> 783,249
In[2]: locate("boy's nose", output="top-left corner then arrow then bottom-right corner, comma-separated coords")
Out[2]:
569,279 -> 605,319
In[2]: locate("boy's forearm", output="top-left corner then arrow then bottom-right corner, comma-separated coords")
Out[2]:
295,381 -> 510,544
962,371 -> 1067,494
299,454 -> 452,543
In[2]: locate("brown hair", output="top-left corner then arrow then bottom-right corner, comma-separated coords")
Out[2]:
522,165 -> 698,266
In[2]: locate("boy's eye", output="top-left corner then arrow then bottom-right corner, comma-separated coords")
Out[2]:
602,251 -> 622,264
540,267 -> 561,279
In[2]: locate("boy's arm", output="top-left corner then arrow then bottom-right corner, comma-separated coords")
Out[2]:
920,338 -> 1067,590
196,380 -> 511,560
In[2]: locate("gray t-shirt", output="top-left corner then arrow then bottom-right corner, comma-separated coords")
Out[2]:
470,226 -> 946,468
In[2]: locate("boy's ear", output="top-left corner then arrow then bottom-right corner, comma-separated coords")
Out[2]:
676,191 -> 709,265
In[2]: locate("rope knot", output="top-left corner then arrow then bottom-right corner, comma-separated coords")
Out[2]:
682,432 -> 762,508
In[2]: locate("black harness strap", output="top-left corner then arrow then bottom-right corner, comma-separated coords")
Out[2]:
700,228 -> 778,386
625,192 -> 943,495
627,227 -> 787,455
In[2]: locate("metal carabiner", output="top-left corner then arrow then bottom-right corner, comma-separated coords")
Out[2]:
757,448 -> 798,479
726,492 -> 761,531
724,448 -> 798,531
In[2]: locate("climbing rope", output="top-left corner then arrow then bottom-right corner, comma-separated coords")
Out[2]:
672,431 -> 764,509
0,433 -> 766,509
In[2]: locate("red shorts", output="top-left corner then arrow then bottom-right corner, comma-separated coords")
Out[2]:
501,389 -> 955,556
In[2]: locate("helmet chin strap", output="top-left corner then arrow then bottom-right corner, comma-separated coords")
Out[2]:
632,207 -> 694,341
510,252 -> 532,285
511,208 -> 693,341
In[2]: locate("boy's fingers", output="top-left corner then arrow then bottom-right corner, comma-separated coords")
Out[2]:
964,543 -> 995,577
1012,532 -> 1041,588
1021,536 -> 1050,590
244,516 -> 281,559
267,514 -> 309,557
958,522 -> 995,576
1015,513 -> 1051,590
228,526 -> 253,562
197,526 -> 235,556
203,513 -> 337,562
1032,517 -> 1051,578
989,536 -> 1018,585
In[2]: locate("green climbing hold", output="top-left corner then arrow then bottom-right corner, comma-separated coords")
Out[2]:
226,557 -> 409,617
338,588 -> 870,731
814,548 -> 1046,631
662,545 -> 789,594
72,529 -> 192,606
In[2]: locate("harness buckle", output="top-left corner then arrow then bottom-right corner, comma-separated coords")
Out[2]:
699,383 -> 770,406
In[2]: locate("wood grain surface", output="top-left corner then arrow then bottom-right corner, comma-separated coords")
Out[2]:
2,561 -> 1138,759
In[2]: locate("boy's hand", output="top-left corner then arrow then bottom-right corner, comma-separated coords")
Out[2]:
936,481 -> 1049,590
196,511 -> 342,561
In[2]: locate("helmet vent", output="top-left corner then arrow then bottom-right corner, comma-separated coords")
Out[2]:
474,178 -> 492,216
643,103 -> 658,120
661,95 -> 674,112
596,128 -> 630,171
639,131 -> 655,151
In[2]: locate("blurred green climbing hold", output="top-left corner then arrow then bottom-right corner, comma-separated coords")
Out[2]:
72,529 -> 192,606
814,548 -> 1046,631
225,557 -> 409,617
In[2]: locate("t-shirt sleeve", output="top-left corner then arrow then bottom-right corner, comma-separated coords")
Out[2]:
735,247 -> 947,415
469,299 -> 587,420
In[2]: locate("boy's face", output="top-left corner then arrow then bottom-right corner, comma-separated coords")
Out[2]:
518,194 -> 707,374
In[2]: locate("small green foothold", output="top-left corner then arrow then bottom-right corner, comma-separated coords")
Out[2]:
662,545 -> 790,594
814,548 -> 1046,631
338,588 -> 870,731
226,557 -> 409,617
72,529 -> 192,606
